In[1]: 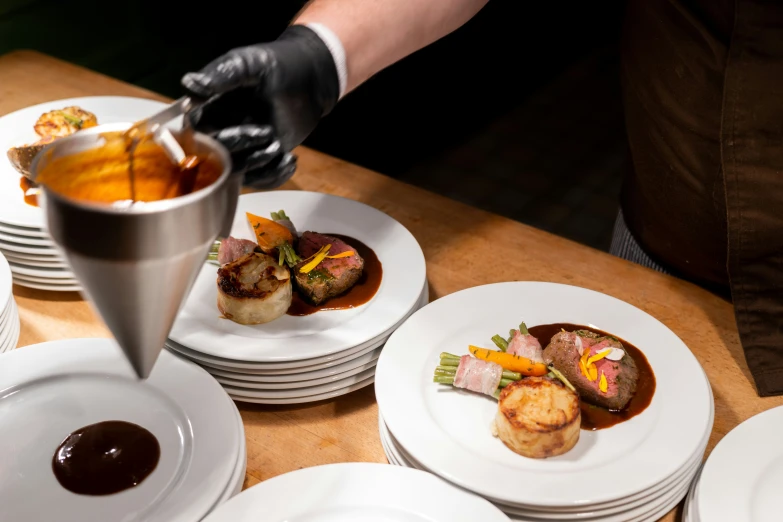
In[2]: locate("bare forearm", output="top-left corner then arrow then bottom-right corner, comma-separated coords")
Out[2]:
294,0 -> 489,93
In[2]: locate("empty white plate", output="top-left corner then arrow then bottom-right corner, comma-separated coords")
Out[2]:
221,366 -> 377,399
229,375 -> 376,405
1,249 -> 63,261
201,463 -> 511,522
0,222 -> 48,238
8,261 -> 74,279
10,279 -> 81,292
0,229 -> 53,247
0,239 -> 59,255
209,349 -> 382,388
166,334 -> 383,372
2,252 -> 69,268
696,405 -> 783,522
206,347 -> 383,384
0,338 -> 240,522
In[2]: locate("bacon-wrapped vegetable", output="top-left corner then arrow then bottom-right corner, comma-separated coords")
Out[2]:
434,353 -> 523,398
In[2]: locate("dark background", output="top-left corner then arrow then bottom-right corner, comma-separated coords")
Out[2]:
0,0 -> 628,250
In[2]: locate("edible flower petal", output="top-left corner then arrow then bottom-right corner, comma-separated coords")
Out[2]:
299,245 -> 331,273
579,358 -> 589,379
325,251 -> 354,259
587,348 -> 612,366
599,371 -> 608,393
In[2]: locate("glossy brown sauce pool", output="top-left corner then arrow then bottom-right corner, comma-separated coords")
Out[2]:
35,133 -> 221,204
527,323 -> 656,431
286,234 -> 383,316
20,177 -> 38,207
52,420 -> 160,495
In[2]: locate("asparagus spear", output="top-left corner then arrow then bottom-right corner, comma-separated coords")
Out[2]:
433,374 -> 516,389
437,349 -> 577,396
434,365 -> 521,381
206,240 -> 221,266
491,334 -> 508,352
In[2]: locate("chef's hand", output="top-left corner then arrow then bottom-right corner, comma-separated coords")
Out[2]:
181,25 -> 340,189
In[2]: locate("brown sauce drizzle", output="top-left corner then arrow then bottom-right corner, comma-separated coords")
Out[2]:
20,177 -> 38,207
286,234 -> 383,316
527,323 -> 656,431
52,420 -> 160,495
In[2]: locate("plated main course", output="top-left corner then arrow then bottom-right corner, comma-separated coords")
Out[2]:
210,210 -> 382,325
434,321 -> 655,459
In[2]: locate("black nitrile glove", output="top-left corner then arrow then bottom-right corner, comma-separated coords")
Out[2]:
181,25 -> 340,189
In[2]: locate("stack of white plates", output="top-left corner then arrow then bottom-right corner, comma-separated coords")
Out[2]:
0,338 -> 246,521
166,190 -> 427,404
202,463 -> 512,522
0,96 -> 172,291
0,251 -> 20,352
375,282 -> 714,521
684,405 -> 783,522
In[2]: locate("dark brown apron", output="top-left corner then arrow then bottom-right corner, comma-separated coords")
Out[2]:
620,0 -> 783,396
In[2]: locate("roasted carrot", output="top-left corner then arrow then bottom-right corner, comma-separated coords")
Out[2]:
468,345 -> 549,376
246,212 -> 294,253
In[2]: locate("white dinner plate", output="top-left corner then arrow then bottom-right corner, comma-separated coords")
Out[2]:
229,375 -> 375,405
0,248 -> 62,261
165,277 -> 427,372
210,349 -> 382,388
682,463 -> 704,522
381,413 -> 698,522
0,292 -> 12,325
0,338 -> 239,522
0,238 -> 59,255
2,252 -> 69,268
0,229 -> 54,247
0,301 -> 19,353
11,279 -> 81,292
212,397 -> 247,508
221,366 -> 377,398
8,261 -> 74,278
0,222 -> 48,238
166,334 -> 383,372
375,282 -> 712,508
380,411 -> 707,518
0,251 -> 11,305
201,462 -> 511,522
12,272 -> 78,285
1,317 -> 20,353
381,407 -> 707,519
506,481 -> 692,522
169,191 -> 426,363
696,405 -> 783,522
206,346 -> 383,383
0,293 -> 16,331
0,96 -> 170,229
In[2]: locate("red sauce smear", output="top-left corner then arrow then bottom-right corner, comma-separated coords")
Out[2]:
20,177 -> 38,207
286,234 -> 382,316
528,323 -> 656,431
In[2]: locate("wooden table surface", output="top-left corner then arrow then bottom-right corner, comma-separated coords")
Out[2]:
2,50 -> 779,521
